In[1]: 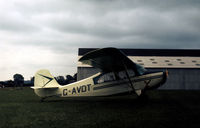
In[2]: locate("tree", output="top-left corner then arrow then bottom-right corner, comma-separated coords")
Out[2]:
56,76 -> 66,85
4,80 -> 14,87
31,77 -> 35,86
13,74 -> 24,88
73,73 -> 77,81
66,75 -> 75,84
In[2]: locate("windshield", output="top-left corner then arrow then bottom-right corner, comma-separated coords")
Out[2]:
135,63 -> 147,75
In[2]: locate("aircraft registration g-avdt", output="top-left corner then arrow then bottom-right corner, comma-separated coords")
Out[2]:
31,48 -> 168,100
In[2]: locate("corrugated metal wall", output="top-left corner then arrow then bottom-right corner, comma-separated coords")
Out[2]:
77,67 -> 200,90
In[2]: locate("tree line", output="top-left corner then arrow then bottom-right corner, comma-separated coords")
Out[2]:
0,73 -> 77,88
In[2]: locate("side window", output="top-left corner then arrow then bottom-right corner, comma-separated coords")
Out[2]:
93,70 -> 135,84
118,69 -> 135,80
127,69 -> 135,77
98,72 -> 116,84
93,72 -> 116,84
118,71 -> 127,79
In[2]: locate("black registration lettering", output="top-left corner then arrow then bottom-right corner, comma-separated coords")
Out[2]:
64,84 -> 92,95
81,85 -> 86,92
63,89 -> 68,96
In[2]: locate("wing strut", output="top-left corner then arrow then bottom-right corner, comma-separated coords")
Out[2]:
123,62 -> 135,92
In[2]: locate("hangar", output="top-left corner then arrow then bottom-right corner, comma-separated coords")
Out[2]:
77,48 -> 200,90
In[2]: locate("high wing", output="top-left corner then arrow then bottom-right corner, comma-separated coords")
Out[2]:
79,47 -> 146,76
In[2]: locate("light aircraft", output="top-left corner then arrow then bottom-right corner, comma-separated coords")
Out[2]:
31,48 -> 168,101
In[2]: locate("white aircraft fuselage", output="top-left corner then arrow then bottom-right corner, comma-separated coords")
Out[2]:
33,70 -> 167,98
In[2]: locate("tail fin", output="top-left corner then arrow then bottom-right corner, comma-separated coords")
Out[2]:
31,69 -> 60,89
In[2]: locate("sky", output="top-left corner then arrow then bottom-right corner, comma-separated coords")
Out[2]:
0,0 -> 200,81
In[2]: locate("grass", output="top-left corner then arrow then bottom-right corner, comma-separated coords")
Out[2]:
0,87 -> 200,128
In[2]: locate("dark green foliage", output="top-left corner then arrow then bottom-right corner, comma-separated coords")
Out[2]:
13,74 -> 24,88
0,88 -> 199,128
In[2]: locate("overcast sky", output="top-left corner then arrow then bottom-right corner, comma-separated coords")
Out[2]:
0,0 -> 200,80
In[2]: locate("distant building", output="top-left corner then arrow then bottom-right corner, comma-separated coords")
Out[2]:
77,48 -> 200,90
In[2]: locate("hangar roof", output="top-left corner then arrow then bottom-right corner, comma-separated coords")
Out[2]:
78,48 -> 200,68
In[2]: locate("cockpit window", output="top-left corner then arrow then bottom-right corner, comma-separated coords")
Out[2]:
96,72 -> 116,84
118,69 -> 135,79
135,63 -> 147,75
93,69 -> 135,84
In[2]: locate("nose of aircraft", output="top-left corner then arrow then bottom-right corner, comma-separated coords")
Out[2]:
160,70 -> 168,85
145,70 -> 168,90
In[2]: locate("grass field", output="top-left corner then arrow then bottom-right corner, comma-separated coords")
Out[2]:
0,87 -> 200,128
